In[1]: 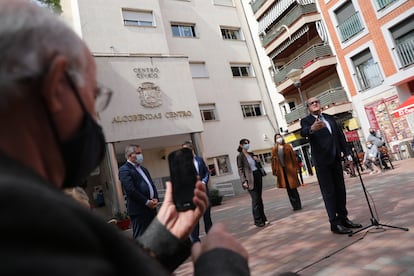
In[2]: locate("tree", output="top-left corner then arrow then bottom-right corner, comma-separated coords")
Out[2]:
33,0 -> 62,14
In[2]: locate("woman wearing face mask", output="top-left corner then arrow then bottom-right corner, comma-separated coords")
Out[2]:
236,138 -> 268,227
271,134 -> 302,211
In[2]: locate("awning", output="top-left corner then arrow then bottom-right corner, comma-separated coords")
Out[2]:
392,95 -> 414,118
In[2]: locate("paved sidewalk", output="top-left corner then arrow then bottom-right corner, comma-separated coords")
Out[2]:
175,158 -> 414,276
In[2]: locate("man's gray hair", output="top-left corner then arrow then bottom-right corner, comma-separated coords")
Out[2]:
0,0 -> 86,109
124,144 -> 140,160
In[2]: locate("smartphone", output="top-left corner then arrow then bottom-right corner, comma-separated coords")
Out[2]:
168,148 -> 197,211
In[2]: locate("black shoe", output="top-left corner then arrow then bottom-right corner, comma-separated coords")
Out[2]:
293,207 -> 302,211
331,224 -> 352,234
342,219 -> 362,228
255,222 -> 265,227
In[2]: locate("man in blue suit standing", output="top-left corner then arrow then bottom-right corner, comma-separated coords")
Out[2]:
301,97 -> 361,235
182,141 -> 213,242
119,144 -> 159,238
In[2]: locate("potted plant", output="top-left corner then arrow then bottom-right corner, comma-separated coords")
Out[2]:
113,211 -> 131,230
209,188 -> 223,206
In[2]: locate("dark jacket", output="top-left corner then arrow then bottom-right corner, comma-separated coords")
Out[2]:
118,162 -> 158,217
195,156 -> 210,185
300,113 -> 350,167
0,153 -> 249,275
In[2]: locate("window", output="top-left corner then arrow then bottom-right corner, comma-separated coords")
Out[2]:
335,1 -> 363,42
122,9 -> 154,26
390,15 -> 414,68
221,27 -> 242,40
257,152 -> 272,164
230,64 -> 253,77
213,0 -> 233,6
190,62 -> 209,78
207,155 -> 231,176
171,23 -> 196,37
199,104 -> 218,121
352,48 -> 383,91
241,102 -> 263,117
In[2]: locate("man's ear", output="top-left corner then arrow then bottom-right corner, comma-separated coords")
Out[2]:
41,55 -> 68,113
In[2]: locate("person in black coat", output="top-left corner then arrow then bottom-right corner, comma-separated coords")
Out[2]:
300,97 -> 362,234
182,141 -> 213,242
119,144 -> 159,238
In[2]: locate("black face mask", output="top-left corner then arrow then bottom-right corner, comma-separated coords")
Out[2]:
47,73 -> 106,188
60,111 -> 106,188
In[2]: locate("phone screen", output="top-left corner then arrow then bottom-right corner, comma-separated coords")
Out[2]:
168,148 -> 197,211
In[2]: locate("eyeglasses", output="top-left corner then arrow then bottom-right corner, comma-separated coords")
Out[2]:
65,71 -> 113,113
95,85 -> 113,113
308,100 -> 320,106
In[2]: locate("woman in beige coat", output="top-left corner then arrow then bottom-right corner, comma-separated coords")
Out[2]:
271,134 -> 302,211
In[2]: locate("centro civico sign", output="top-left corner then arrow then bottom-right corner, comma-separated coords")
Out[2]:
112,67 -> 194,124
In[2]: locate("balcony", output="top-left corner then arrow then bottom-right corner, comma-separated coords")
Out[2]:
376,0 -> 397,11
262,3 -> 317,47
337,11 -> 364,42
284,87 -> 349,124
250,0 -> 267,13
393,38 -> 414,69
274,43 -> 333,85
353,62 -> 383,92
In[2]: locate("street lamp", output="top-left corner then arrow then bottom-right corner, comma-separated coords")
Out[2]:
287,68 -> 305,109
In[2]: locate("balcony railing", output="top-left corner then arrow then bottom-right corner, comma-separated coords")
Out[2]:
337,11 -> 364,42
393,38 -> 414,69
261,3 -> 317,47
353,62 -> 383,92
284,87 -> 349,124
376,0 -> 397,11
274,43 -> 333,85
250,0 -> 267,13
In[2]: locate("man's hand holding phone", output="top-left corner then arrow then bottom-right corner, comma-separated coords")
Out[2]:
156,181 -> 208,239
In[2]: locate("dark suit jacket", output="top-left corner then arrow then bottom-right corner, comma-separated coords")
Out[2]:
300,113 -> 350,167
195,156 -> 209,185
118,162 -> 158,218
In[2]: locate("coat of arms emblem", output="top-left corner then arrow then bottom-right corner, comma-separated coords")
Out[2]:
137,82 -> 163,108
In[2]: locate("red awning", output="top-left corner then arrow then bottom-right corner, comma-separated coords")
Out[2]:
392,95 -> 414,118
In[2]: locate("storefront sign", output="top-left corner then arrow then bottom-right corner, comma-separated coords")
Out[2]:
345,130 -> 359,142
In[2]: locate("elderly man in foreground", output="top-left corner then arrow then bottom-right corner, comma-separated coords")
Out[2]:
0,1 -> 249,275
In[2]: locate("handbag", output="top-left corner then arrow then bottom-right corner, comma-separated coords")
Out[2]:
256,160 -> 266,176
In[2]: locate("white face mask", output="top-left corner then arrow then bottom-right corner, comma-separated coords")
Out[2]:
367,144 -> 372,149
243,144 -> 250,151
276,137 -> 283,144
135,153 -> 144,164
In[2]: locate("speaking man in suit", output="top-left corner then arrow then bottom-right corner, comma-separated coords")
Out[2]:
300,97 -> 362,234
119,144 -> 159,238
182,141 -> 213,242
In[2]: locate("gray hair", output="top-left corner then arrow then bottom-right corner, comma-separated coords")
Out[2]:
124,144 -> 140,160
0,0 -> 87,109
